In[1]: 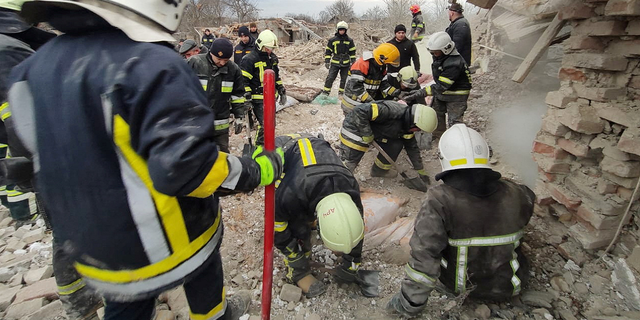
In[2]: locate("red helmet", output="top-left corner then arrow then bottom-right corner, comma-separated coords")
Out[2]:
410,5 -> 421,14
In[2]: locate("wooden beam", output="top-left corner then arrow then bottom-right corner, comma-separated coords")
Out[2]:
511,12 -> 566,83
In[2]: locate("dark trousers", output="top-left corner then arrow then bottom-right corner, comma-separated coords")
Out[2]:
431,97 -> 468,138
323,65 -> 349,94
213,131 -> 230,153
251,100 -> 264,145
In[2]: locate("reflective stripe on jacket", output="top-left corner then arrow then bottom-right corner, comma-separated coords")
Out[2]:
341,55 -> 392,113
325,33 -> 356,66
240,47 -> 283,100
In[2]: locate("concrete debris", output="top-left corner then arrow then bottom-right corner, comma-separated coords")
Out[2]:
611,258 -> 640,311
521,290 -> 556,308
279,284 -> 302,302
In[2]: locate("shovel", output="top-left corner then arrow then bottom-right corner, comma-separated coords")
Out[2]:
371,141 -> 428,192
241,110 -> 255,157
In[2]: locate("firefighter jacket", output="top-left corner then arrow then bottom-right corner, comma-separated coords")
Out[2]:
0,34 -> 34,145
324,32 -> 356,67
340,100 -> 423,169
402,169 -> 534,305
7,29 -> 265,300
386,37 -> 420,74
201,33 -> 215,50
446,16 -> 472,66
410,13 -> 426,41
187,53 -> 247,133
233,36 -> 255,63
274,134 -> 363,252
240,47 -> 283,101
341,52 -> 396,113
422,53 -> 472,102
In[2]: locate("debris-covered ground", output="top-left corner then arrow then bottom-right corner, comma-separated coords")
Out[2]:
1,48 -> 639,320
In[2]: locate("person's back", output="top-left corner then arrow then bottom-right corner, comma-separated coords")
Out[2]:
446,3 -> 472,66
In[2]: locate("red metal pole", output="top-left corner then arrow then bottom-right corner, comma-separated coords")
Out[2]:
261,69 -> 276,320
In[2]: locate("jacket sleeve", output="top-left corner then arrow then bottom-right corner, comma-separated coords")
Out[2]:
401,190 -> 448,306
415,15 -> 425,34
411,42 -> 421,73
230,65 -> 247,118
324,38 -> 333,64
348,103 -> 377,138
240,54 -> 255,95
380,76 -> 399,98
349,39 -> 357,64
273,55 -> 283,90
425,61 -> 462,96
124,54 -> 261,197
345,60 -> 373,103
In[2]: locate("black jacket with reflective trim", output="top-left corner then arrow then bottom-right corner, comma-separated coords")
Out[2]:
445,16 -> 472,66
201,33 -> 215,49
0,34 -> 33,146
403,170 -> 534,303
187,53 -> 246,131
325,32 -> 356,66
7,30 -> 263,299
410,13 -> 426,40
234,37 -> 255,63
274,135 -> 362,238
429,54 -> 472,101
240,47 -> 283,99
386,37 -> 420,74
342,55 -> 393,108
343,100 -> 413,141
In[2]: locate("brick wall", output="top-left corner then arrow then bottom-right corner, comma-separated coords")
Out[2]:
534,0 -> 640,250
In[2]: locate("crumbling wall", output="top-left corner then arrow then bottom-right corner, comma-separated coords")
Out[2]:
535,0 -> 640,250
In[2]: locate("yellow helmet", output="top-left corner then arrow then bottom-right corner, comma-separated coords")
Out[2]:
316,193 -> 364,254
411,104 -> 438,132
0,0 -> 28,11
256,29 -> 278,50
372,43 -> 400,67
337,21 -> 348,30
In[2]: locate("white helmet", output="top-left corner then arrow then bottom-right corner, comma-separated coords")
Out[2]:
427,31 -> 456,55
398,66 -> 418,89
438,124 -> 491,172
21,0 -> 186,42
256,29 -> 278,50
336,21 -> 348,30
411,104 -> 438,132
316,193 -> 364,254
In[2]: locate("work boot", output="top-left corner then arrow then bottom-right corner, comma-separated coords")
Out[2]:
370,165 -> 397,178
14,213 -> 39,230
385,292 -> 424,319
221,290 -> 251,320
296,274 -> 327,298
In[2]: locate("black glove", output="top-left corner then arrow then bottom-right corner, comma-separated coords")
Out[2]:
278,86 -> 287,105
252,146 -> 284,186
234,118 -> 244,134
404,88 -> 427,102
325,62 -> 331,69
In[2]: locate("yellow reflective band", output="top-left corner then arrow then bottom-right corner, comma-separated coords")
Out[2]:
276,80 -> 283,85
113,115 -> 190,252
371,103 -> 379,121
75,212 -> 221,283
235,50 -> 243,54
255,61 -> 267,83
275,221 -> 288,232
449,158 -> 467,167
449,230 -> 524,247
425,86 -> 432,96
0,143 -> 6,148
443,90 -> 470,95
0,102 -> 8,112
58,278 -> 85,295
438,76 -> 454,85
1,111 -> 11,121
244,86 -> 252,93
214,123 -> 230,130
402,134 -> 415,139
221,86 -> 233,93
340,134 -> 368,152
285,134 -> 301,138
298,138 -> 317,167
374,158 -> 392,170
404,264 -> 436,287
360,92 -> 370,102
231,98 -> 245,104
187,152 -> 229,198
475,158 -> 488,164
190,287 -> 226,320
242,70 -> 253,79
251,94 -> 264,100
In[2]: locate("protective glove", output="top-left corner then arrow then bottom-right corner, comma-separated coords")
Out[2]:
404,88 -> 427,102
244,91 -> 252,101
325,62 -> 331,69
252,146 -> 285,186
362,135 -> 374,144
416,169 -> 431,185
278,87 -> 287,105
234,118 -> 244,134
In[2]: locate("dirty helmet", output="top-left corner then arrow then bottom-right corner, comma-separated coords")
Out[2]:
398,66 -> 418,89
411,104 -> 437,133
336,21 -> 348,31
256,29 -> 278,50
316,193 -> 364,254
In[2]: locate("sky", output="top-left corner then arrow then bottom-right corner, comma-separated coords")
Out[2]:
256,0 -> 387,19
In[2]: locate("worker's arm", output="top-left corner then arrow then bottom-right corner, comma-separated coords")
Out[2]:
230,64 -> 247,118
380,76 -> 399,98
348,39 -> 357,64
273,55 -> 283,91
324,39 -> 333,65
414,16 -> 425,36
345,60 -> 373,103
348,102 -> 377,141
240,54 -> 256,98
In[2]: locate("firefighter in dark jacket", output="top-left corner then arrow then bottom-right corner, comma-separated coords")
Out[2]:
321,21 -> 356,96
341,43 -> 400,115
385,66 -> 425,105
8,1 -> 284,319
201,28 -> 215,51
386,24 -> 420,75
274,134 -> 369,298
234,26 -> 254,63
403,32 -> 472,139
387,124 -> 535,318
240,29 -> 286,144
339,101 -> 437,181
188,38 -> 247,153
409,4 -> 425,41
446,3 -> 472,66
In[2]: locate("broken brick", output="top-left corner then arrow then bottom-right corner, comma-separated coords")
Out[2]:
607,39 -> 640,58
597,179 -> 618,194
564,53 -> 628,71
560,3 -> 596,19
576,203 -> 623,230
595,102 -> 640,128
605,0 -> 640,16
601,156 -> 640,178
534,154 -> 572,173
558,68 -> 587,82
573,18 -> 628,36
559,103 -> 605,134
567,35 -> 606,51
603,145 -> 632,161
541,109 -> 571,136
573,83 -> 627,102
618,127 -> 640,156
570,223 -> 616,249
13,277 -> 57,304
547,183 -> 582,209
627,20 -> 640,35
558,138 -> 590,157
545,90 -> 578,108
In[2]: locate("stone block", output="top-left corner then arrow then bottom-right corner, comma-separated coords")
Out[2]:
603,172 -> 639,189
0,285 -> 22,311
534,154 -> 572,173
564,53 -> 628,71
558,138 -> 590,157
14,276 -> 57,304
547,183 -> 582,209
542,114 -> 571,136
569,223 -> 616,249
617,186 -> 639,201
604,145 -> 632,161
605,0 -> 640,16
573,18 -> 628,36
576,203 -> 623,230
9,273 -> 23,287
596,102 -> 640,128
0,217 -> 13,228
25,300 -> 65,320
0,266 -> 15,283
545,90 -> 577,108
279,284 -> 302,302
628,20 -> 640,35
535,181 -> 556,205
560,3 -> 596,19
21,228 -> 44,244
550,203 -> 575,222
4,297 -> 44,320
607,39 -> 640,58
618,127 -> 640,157
12,226 -> 31,239
628,246 -> 640,273
559,103 -> 605,134
5,238 -> 25,253
558,67 -> 587,82
23,266 -> 53,286
601,156 -> 640,178
597,179 -> 619,194
573,83 -> 627,102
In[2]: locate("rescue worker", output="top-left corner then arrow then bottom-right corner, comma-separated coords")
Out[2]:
8,1 -> 285,319
341,43 -> 400,115
273,134 -> 371,298
386,124 -> 535,318
402,32 -> 472,139
339,101 -> 437,182
386,24 -> 420,75
409,4 -> 425,42
385,66 -> 425,105
179,39 -> 200,59
446,2 -> 472,66
240,29 -> 286,144
202,28 -> 215,51
187,38 -> 248,153
249,22 -> 259,39
233,26 -> 254,63
321,21 -> 356,96
0,1 -> 103,319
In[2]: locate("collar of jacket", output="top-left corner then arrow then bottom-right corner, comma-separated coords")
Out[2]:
334,32 -> 348,38
436,168 -> 502,197
451,16 -> 466,24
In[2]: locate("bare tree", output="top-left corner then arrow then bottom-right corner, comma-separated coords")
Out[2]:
422,0 -> 451,33
225,0 -> 260,22
361,5 -> 386,21
320,0 -> 356,22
